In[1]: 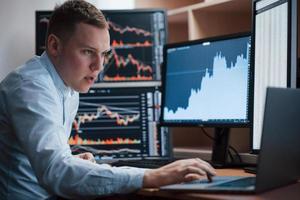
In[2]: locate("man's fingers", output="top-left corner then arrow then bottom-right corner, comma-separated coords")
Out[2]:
172,158 -> 216,176
184,173 -> 202,182
184,166 -> 207,176
75,152 -> 96,163
189,158 -> 216,176
143,158 -> 217,187
83,152 -> 93,159
85,153 -> 96,163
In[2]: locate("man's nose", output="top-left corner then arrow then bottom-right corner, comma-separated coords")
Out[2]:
90,55 -> 104,72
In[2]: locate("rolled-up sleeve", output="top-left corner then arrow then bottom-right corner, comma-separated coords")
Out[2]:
7,76 -> 147,199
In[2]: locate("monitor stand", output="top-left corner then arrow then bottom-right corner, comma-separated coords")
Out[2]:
211,127 -> 230,168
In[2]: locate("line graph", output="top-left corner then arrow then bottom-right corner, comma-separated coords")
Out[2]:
103,49 -> 153,81
111,40 -> 152,48
108,20 -> 152,37
70,88 -> 145,150
163,36 -> 251,122
71,145 -> 141,155
74,101 -> 140,134
97,11 -> 166,82
68,87 -> 164,159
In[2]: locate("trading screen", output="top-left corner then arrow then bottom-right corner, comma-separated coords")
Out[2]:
69,87 -> 170,159
162,34 -> 251,125
101,11 -> 166,82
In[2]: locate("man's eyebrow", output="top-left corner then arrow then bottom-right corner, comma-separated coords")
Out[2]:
103,48 -> 112,54
81,45 -> 111,54
80,45 -> 97,51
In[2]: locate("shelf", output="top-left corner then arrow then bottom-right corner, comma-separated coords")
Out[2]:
167,0 -> 252,41
168,0 -> 237,16
135,0 -> 203,10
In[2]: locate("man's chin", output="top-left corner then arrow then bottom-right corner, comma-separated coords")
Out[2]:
79,88 -> 90,93
74,86 -> 91,93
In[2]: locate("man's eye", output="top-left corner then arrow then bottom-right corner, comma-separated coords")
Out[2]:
83,50 -> 93,55
102,50 -> 112,58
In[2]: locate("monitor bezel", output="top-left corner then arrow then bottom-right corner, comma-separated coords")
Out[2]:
160,32 -> 253,128
250,0 -> 297,153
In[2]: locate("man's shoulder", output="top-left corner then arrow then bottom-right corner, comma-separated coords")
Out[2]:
2,56 -> 53,90
17,56 -> 51,81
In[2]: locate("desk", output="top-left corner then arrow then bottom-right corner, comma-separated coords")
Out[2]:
80,168 -> 300,200
133,169 -> 300,200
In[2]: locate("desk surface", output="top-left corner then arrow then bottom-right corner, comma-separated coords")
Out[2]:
137,169 -> 300,200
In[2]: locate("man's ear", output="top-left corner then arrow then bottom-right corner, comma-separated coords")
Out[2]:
47,34 -> 61,57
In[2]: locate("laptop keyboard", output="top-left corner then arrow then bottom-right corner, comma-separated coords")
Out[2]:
189,179 -> 216,184
187,176 -> 255,187
216,177 -> 255,187
110,159 -> 175,168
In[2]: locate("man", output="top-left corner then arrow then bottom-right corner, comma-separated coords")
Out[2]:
0,0 -> 216,199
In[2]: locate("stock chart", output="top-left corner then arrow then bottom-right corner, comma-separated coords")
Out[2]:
69,87 -> 165,159
163,36 -> 251,122
101,11 -> 166,82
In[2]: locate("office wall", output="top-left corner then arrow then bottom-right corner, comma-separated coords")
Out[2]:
0,0 -> 134,81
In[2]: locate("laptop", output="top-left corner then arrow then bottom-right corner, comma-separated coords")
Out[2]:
160,87 -> 300,193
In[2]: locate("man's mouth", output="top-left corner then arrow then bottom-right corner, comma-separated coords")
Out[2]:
85,76 -> 97,82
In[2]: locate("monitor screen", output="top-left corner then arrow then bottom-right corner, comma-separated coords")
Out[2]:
69,86 -> 171,159
100,10 -> 166,82
161,33 -> 251,127
35,9 -> 167,82
251,0 -> 297,151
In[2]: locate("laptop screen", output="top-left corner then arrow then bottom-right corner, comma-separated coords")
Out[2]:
69,85 -> 171,160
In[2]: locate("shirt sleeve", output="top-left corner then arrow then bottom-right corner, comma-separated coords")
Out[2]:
7,76 -> 147,199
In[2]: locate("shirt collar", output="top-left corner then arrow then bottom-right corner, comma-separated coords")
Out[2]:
40,51 -> 74,98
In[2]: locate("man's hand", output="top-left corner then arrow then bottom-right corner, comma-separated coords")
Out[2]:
74,152 -> 96,163
143,158 -> 216,188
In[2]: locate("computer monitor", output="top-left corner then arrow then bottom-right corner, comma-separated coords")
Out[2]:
160,33 -> 252,166
251,0 -> 298,152
100,10 -> 167,82
35,9 -> 167,82
69,84 -> 171,160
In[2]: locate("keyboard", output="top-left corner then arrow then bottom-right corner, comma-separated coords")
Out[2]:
216,177 -> 255,187
110,159 -> 175,168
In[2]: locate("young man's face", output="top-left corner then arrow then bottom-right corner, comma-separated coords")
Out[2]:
54,22 -> 110,93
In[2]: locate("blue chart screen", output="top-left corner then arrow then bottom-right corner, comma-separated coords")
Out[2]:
162,36 -> 251,124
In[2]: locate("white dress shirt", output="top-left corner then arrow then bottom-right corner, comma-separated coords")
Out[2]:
0,52 -> 146,200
